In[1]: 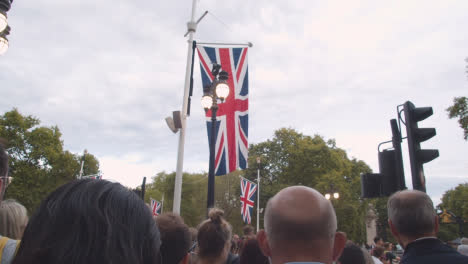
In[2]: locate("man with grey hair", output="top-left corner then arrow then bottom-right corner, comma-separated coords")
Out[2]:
257,186 -> 346,264
387,190 -> 468,264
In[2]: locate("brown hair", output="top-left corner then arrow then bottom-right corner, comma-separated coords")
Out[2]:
239,239 -> 268,264
243,225 -> 254,236
197,208 -> 232,259
372,246 -> 385,258
156,213 -> 191,264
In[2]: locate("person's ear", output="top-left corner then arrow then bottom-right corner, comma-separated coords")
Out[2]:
434,216 -> 439,234
179,253 -> 190,264
388,220 -> 399,239
257,229 -> 272,257
332,231 -> 347,261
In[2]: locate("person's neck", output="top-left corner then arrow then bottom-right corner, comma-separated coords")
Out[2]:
271,252 -> 329,264
400,233 -> 437,249
198,256 -> 227,264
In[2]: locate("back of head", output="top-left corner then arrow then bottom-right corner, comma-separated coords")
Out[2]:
13,179 -> 161,264
461,238 -> 468,245
157,212 -> 191,264
387,190 -> 436,238
338,242 -> 365,264
371,246 -> 385,258
373,237 -> 382,245
240,238 -> 268,264
243,225 -> 254,237
264,186 -> 337,250
0,199 -> 28,239
197,208 -> 232,260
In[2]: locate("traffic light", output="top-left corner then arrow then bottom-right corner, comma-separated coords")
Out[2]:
361,119 -> 406,198
361,173 -> 382,198
403,101 -> 439,192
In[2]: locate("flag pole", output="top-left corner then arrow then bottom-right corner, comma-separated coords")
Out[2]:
173,0 -> 198,214
256,157 -> 261,232
162,193 -> 165,214
78,149 -> 87,179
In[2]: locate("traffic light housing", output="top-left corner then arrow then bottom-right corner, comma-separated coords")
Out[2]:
361,119 -> 406,198
403,101 -> 439,192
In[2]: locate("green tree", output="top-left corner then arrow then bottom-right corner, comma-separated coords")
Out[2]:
244,128 -> 372,243
0,109 -> 100,213
447,96 -> 468,140
438,183 -> 468,240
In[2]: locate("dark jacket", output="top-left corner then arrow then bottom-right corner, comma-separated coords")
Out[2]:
401,238 -> 468,264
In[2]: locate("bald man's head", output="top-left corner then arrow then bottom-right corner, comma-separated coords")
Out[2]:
264,186 -> 337,248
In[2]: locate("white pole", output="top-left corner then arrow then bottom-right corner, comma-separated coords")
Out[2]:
173,0 -> 198,214
256,157 -> 261,232
78,149 -> 87,179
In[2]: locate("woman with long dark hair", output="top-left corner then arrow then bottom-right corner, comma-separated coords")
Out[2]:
13,179 -> 161,264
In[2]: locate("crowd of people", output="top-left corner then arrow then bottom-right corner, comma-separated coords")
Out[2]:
1,142 -> 468,264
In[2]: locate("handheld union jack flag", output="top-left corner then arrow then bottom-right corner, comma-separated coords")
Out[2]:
150,198 -> 162,217
240,177 -> 257,224
197,45 -> 249,176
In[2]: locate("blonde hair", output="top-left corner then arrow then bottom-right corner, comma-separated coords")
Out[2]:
0,199 -> 28,239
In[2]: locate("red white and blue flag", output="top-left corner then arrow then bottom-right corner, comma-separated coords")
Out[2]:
197,45 -> 249,176
240,177 -> 257,224
150,198 -> 162,217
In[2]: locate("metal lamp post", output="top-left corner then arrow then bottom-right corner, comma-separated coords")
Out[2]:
201,63 -> 229,212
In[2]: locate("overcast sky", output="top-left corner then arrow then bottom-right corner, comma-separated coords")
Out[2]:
1,0 -> 467,205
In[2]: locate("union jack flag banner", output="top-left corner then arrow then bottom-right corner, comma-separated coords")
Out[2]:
197,45 -> 249,176
240,177 -> 257,224
150,198 -> 162,217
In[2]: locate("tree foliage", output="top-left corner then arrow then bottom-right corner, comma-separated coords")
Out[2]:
0,109 -> 100,213
437,183 -> 468,240
145,128 -> 373,242
447,96 -> 468,140
243,128 -> 372,243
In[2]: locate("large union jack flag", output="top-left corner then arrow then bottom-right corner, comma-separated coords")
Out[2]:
240,177 -> 257,224
197,45 -> 249,176
150,198 -> 162,217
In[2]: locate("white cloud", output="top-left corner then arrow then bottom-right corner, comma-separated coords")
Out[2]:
1,0 -> 467,203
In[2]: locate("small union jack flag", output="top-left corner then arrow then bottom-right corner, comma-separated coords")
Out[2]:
240,177 -> 257,224
197,45 -> 249,176
151,198 -> 162,217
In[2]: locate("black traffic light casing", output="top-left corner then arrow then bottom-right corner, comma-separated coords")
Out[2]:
361,173 -> 382,198
361,119 -> 407,198
403,101 -> 439,192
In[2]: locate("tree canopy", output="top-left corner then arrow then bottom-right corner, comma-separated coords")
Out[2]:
447,96 -> 468,140
437,183 -> 468,241
0,109 -> 100,213
146,128 -> 373,242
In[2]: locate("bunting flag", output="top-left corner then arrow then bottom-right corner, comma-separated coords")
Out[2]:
240,177 -> 257,224
197,45 -> 249,176
151,198 -> 162,217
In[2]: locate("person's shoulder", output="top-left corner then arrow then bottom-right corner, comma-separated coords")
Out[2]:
402,240 -> 468,264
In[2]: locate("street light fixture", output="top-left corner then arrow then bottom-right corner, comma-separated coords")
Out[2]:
0,25 -> 9,55
0,12 -> 7,32
0,0 -> 13,55
201,63 -> 229,212
325,184 -> 339,200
